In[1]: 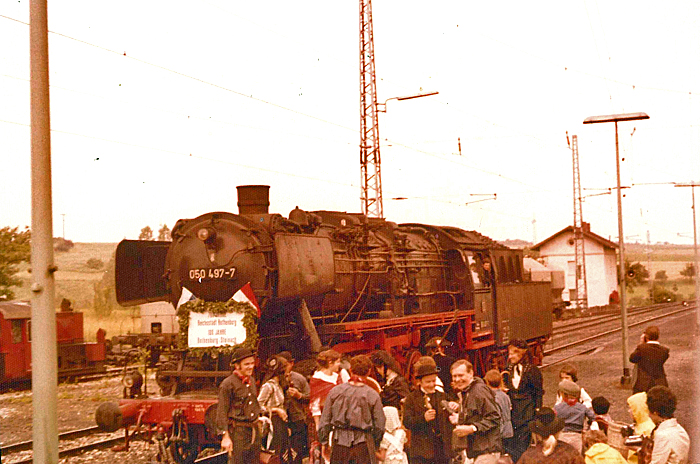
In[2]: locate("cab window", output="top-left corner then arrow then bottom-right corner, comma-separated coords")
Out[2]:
466,254 -> 483,287
11,320 -> 23,343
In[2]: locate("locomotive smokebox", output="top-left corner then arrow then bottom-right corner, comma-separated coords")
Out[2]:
237,185 -> 270,215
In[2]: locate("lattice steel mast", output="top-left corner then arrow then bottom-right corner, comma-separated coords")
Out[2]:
359,0 -> 382,218
570,134 -> 588,310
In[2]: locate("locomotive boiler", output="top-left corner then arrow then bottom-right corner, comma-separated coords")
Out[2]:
116,185 -> 552,373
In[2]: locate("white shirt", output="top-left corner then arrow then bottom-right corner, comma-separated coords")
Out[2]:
649,418 -> 690,464
512,364 -> 523,389
309,369 -> 350,417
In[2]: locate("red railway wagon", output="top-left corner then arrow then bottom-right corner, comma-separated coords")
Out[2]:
0,301 -> 106,384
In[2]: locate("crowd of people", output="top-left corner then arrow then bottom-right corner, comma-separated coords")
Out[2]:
216,326 -> 690,464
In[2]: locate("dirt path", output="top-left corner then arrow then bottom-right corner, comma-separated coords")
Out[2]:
541,309 -> 698,461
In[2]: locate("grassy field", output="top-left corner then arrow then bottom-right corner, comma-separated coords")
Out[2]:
11,242 -> 139,341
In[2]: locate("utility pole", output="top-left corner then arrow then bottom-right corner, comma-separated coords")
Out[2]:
674,182 -> 700,332
569,133 -> 588,311
61,213 -> 66,239
30,0 -> 58,461
647,230 -> 654,304
583,112 -> 649,385
359,0 -> 382,218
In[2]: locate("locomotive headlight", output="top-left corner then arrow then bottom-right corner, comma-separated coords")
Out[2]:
197,228 -> 211,241
122,371 -> 143,389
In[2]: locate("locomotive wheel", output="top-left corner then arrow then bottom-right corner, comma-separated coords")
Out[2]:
405,349 -> 423,387
169,410 -> 197,464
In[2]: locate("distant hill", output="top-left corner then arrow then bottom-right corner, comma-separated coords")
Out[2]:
499,239 -> 533,249
14,242 -> 118,309
625,242 -> 696,262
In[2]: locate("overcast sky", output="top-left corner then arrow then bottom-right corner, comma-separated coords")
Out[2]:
2,1 -> 699,246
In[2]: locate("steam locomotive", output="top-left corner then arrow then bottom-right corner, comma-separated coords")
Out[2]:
116,185 -> 552,377
97,185 -> 553,464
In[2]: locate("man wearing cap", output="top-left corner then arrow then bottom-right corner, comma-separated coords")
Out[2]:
503,339 -> 543,463
279,351 -> 310,464
449,359 -> 501,464
404,356 -> 453,464
217,346 -> 261,464
426,337 -> 457,393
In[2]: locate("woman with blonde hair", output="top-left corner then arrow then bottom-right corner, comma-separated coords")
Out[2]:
516,407 -> 584,464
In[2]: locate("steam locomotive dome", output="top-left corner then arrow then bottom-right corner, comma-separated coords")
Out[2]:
166,211 -> 269,304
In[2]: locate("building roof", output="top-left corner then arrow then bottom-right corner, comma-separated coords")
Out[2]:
531,225 -> 618,251
0,301 -> 31,320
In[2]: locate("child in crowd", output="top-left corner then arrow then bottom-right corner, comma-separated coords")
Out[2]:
583,430 -> 628,464
553,379 -> 595,453
556,364 -> 593,408
589,396 -> 613,434
484,369 -> 514,443
625,392 -> 656,464
379,406 -> 408,464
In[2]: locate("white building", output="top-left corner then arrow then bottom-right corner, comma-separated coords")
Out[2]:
531,223 -> 618,308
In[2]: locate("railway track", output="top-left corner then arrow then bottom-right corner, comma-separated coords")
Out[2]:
2,428 -> 227,464
1,430 -> 124,464
551,301 -> 686,339
542,301 -> 696,368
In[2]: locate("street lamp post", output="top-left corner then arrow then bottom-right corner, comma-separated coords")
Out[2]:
362,90 -> 438,218
675,182 -> 700,332
377,91 -> 439,113
583,112 -> 649,385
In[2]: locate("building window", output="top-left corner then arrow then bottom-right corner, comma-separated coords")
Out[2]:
11,320 -> 23,343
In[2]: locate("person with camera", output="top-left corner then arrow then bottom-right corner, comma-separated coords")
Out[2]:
645,386 -> 689,464
630,326 -> 670,394
448,359 -> 501,464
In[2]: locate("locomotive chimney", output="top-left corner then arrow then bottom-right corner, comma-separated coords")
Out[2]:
237,185 -> 270,215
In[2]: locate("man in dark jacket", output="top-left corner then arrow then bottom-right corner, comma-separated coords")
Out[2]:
217,346 -> 262,464
503,339 -> 543,463
370,350 -> 410,410
449,359 -> 501,464
318,354 -> 386,464
630,326 -> 670,393
403,356 -> 454,464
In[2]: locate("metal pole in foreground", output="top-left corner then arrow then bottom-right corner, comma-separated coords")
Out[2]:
30,0 -> 58,462
613,121 -> 631,384
583,112 -> 649,385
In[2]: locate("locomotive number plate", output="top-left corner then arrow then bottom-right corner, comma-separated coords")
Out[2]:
188,268 -> 236,280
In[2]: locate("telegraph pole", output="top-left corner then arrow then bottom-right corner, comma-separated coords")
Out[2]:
569,134 -> 588,311
30,0 -> 58,462
583,112 -> 649,385
675,182 -> 700,331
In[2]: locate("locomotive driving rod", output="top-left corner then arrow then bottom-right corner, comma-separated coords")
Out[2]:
95,401 -> 144,433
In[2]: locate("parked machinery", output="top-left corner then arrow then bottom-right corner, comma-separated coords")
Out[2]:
0,300 -> 106,385
95,185 -> 553,463
109,301 -> 180,367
